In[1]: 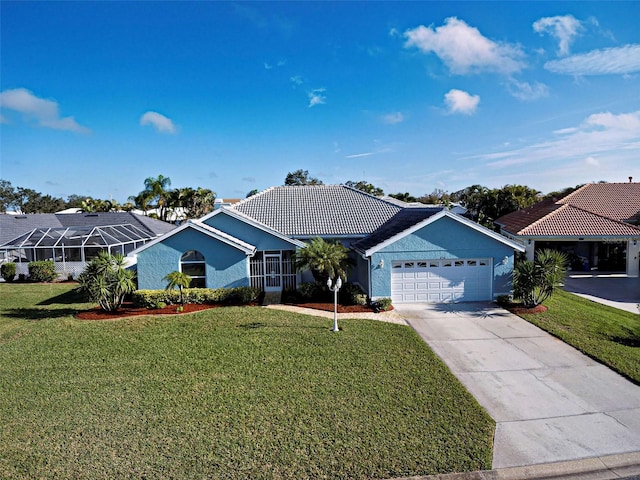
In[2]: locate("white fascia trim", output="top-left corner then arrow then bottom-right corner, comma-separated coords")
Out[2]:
201,207 -> 306,248
127,220 -> 256,258
363,210 -> 525,257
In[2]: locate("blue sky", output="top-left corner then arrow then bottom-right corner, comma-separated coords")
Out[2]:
1,1 -> 639,203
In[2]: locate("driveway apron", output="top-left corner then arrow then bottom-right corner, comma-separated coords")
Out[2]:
396,303 -> 640,469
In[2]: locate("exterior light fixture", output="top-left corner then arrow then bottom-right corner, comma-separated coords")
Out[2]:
326,276 -> 343,332
378,259 -> 384,269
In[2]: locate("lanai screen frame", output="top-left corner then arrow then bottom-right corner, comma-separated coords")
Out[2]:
1,224 -> 155,264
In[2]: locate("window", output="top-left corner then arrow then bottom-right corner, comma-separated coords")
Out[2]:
181,250 -> 206,288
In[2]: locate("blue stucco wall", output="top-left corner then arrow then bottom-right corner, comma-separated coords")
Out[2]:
370,216 -> 515,299
136,227 -> 249,290
204,212 -> 296,251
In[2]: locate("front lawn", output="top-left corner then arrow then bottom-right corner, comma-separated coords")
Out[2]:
0,283 -> 494,479
519,289 -> 640,384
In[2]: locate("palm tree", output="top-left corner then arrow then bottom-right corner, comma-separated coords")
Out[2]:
143,174 -> 172,221
294,237 -> 353,284
513,249 -> 568,308
164,271 -> 192,305
77,252 -> 136,312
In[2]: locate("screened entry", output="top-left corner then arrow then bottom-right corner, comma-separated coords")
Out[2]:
1,224 -> 157,278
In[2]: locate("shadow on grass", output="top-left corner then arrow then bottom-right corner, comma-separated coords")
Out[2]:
37,288 -> 86,305
3,308 -> 79,320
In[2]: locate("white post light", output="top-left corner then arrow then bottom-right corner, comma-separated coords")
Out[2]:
326,276 -> 343,332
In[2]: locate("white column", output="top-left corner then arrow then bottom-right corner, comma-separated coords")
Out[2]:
525,239 -> 535,261
627,239 -> 640,277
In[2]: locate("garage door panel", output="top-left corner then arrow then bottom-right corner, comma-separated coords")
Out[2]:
391,258 -> 492,304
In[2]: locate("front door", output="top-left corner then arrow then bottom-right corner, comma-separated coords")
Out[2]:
264,253 -> 282,292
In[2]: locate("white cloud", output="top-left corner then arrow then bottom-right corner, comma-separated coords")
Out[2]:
308,88 -> 326,107
290,75 -> 304,86
444,89 -> 480,115
474,110 -> 640,171
0,88 -> 90,133
506,79 -> 549,101
545,44 -> 640,75
381,112 -> 404,124
140,111 -> 176,134
533,15 -> 583,56
585,156 -> 600,166
404,17 -> 525,75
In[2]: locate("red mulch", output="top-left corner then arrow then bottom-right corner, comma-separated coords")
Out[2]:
75,302 -> 219,320
504,304 -> 548,315
290,303 -> 390,313
75,301 -> 384,320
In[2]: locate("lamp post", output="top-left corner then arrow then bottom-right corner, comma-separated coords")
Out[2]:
326,276 -> 343,332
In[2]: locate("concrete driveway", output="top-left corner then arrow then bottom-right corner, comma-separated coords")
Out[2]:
396,303 -> 640,469
563,274 -> 640,314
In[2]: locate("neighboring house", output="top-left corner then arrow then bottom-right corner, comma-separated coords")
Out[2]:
495,182 -> 640,277
132,185 -> 524,304
0,212 -> 175,278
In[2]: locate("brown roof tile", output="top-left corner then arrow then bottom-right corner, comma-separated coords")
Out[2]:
558,182 -> 640,222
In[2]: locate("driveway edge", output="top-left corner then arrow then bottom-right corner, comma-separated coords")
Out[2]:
388,451 -> 640,480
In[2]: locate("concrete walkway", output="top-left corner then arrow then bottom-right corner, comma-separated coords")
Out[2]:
395,303 -> 640,470
563,274 -> 640,314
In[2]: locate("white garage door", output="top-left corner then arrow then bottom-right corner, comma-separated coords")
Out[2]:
391,259 -> 492,303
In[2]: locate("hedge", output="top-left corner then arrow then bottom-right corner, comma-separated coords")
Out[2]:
28,260 -> 57,282
132,286 -> 261,308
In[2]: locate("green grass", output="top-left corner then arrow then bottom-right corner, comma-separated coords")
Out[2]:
519,289 -> 640,384
0,283 -> 494,479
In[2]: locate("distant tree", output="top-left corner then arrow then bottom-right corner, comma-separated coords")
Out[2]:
80,198 -> 117,212
168,186 -> 216,220
0,179 -> 16,212
456,184 -> 540,228
246,189 -> 259,198
344,180 -> 384,196
543,185 -> 583,201
143,174 -> 172,221
416,188 -> 451,206
388,192 -> 417,203
284,169 -> 323,186
65,194 -> 88,209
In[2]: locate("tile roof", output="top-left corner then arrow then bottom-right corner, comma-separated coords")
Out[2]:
232,185 -> 402,237
518,204 -> 640,237
353,207 -> 444,251
558,182 -> 640,222
496,183 -> 640,238
0,212 -> 175,246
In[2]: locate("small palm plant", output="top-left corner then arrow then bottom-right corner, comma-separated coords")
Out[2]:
164,271 -> 192,305
294,237 -> 353,284
513,248 -> 569,308
77,252 -> 136,312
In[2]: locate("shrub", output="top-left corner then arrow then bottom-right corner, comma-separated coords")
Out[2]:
28,260 -> 57,282
373,298 -> 392,312
76,252 -> 136,312
340,282 -> 368,306
297,282 -> 324,301
131,286 -> 260,308
513,249 -> 568,308
1,262 -> 16,282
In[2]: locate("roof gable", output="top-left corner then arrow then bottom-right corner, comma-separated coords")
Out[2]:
200,207 -> 305,248
129,220 -> 256,257
231,185 -> 402,237
358,210 -> 525,256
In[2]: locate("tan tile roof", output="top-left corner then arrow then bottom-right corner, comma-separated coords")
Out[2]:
558,183 -> 640,222
519,205 -> 640,237
495,182 -> 640,238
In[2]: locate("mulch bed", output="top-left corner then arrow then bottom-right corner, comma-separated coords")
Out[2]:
75,302 -> 384,320
75,302 -> 220,320
289,303 -> 391,313
503,304 -> 548,315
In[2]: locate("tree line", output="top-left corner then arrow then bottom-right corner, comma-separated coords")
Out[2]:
0,169 -> 582,227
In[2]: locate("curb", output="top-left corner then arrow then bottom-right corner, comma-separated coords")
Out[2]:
388,452 -> 640,480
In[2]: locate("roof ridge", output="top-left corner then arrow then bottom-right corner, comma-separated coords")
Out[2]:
557,183 -> 590,205
231,186 -> 276,209
568,204 -> 640,231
